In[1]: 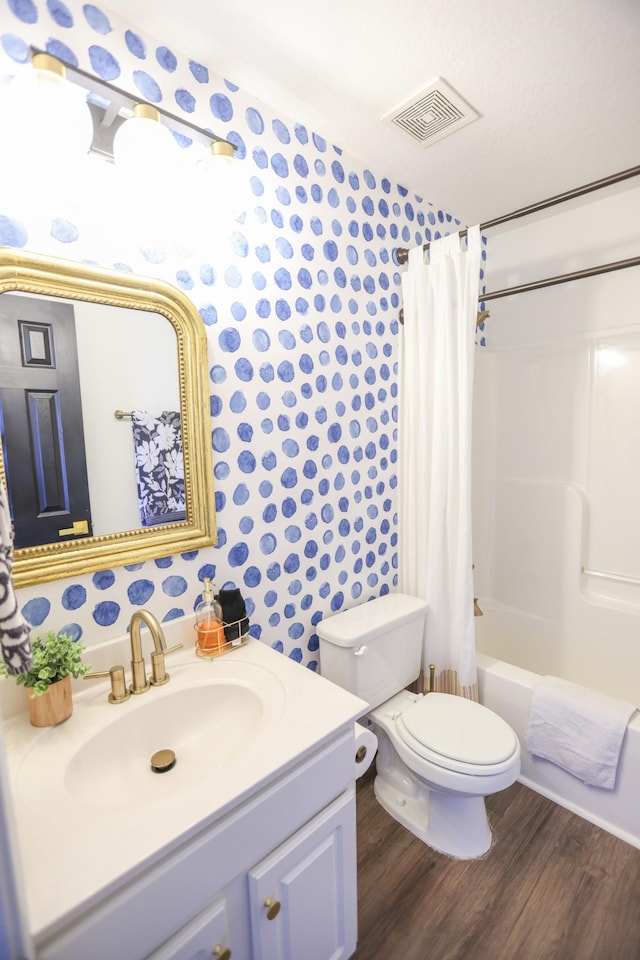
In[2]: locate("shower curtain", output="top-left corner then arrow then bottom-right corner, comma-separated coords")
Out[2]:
398,226 -> 482,699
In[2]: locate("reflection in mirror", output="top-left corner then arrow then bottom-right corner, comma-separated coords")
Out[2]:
0,247 -> 216,587
0,293 -> 182,545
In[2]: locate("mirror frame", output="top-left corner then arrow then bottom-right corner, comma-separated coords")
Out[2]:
0,247 -> 216,587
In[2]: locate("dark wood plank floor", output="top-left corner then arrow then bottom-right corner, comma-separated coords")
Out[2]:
353,767 -> 640,960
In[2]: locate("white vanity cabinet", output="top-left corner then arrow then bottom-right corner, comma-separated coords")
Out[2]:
151,788 -> 356,960
36,729 -> 358,960
248,788 -> 356,960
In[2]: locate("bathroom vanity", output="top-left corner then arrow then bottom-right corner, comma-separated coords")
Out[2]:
2,624 -> 367,959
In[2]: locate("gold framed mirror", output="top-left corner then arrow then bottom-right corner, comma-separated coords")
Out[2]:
0,247 -> 216,587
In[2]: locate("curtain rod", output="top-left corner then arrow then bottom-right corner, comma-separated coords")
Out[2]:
398,250 -> 640,324
480,254 -> 640,303
395,164 -> 640,266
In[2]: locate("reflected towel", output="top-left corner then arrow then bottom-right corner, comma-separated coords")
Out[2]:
131,410 -> 186,526
0,479 -> 32,675
527,675 -> 636,789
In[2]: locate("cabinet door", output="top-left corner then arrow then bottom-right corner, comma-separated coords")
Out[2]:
149,894 -> 231,960
249,788 -> 357,960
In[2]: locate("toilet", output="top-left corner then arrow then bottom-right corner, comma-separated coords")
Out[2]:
317,593 -> 521,858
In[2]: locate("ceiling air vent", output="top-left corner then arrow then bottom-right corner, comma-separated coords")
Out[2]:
384,78 -> 478,147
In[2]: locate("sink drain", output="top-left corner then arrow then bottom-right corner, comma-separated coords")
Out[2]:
151,748 -> 177,773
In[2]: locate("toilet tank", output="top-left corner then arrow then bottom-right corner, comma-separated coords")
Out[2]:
317,594 -> 428,709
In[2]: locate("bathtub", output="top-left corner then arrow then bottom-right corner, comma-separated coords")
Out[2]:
476,633 -> 640,850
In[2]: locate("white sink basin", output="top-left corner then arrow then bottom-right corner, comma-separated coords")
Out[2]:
14,652 -> 286,813
65,682 -> 265,808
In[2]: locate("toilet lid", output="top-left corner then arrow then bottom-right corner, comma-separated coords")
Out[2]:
397,693 -> 518,767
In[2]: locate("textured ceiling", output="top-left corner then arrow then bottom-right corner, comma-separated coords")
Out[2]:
103,0 -> 640,227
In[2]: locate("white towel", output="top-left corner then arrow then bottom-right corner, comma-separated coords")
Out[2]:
527,676 -> 636,789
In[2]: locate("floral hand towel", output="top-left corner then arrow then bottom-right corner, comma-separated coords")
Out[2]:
131,410 -> 186,526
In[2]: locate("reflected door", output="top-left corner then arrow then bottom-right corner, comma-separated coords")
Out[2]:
0,293 -> 92,548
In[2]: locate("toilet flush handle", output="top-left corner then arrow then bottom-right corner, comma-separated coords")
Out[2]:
353,645 -> 367,657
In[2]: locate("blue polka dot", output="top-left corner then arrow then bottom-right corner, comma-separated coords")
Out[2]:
125,29 -> 145,58
51,218 -> 79,243
271,153 -> 289,178
8,0 -> 38,24
239,451 -> 257,473
229,543 -> 249,567
233,357 -> 253,383
275,268 -> 292,290
89,44 -> 120,80
224,266 -> 242,288
128,579 -> 154,604
246,107 -> 264,134
1,33 -> 29,61
276,300 -> 291,321
93,601 -> 120,626
44,38 -> 76,65
331,160 -> 345,183
156,45 -> 177,71
47,0 -> 73,27
276,237 -> 294,258
323,240 -> 338,261
231,232 -> 249,257
162,575 -> 187,597
60,584 -> 86,610
0,216 -> 27,247
273,118 -> 290,143
83,3 -> 111,33
189,60 -> 208,83
210,92 -> 233,121
294,155 -> 309,177
133,70 -> 162,102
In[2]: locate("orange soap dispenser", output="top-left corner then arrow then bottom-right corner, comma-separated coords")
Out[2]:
195,578 -> 225,657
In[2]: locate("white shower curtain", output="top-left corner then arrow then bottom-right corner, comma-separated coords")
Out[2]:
398,227 -> 482,700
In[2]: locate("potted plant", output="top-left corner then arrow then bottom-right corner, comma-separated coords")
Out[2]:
0,630 -> 91,727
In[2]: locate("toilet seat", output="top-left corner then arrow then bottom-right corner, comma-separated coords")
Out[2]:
396,692 -> 519,776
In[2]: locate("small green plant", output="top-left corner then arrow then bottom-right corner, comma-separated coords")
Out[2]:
0,631 -> 91,697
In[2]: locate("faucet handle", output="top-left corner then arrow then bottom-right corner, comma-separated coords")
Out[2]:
84,665 -> 131,704
150,643 -> 183,687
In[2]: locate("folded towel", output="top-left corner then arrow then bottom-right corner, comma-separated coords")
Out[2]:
527,675 -> 636,789
131,410 -> 186,526
0,479 -> 32,676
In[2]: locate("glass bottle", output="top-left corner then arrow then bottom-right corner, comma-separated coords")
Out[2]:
195,578 -> 225,657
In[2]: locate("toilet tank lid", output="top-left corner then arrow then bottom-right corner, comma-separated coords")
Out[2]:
317,593 -> 427,647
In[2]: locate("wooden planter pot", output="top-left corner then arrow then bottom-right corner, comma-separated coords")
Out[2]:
27,675 -> 73,727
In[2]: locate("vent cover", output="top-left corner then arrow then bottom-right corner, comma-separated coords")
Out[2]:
384,78 -> 478,147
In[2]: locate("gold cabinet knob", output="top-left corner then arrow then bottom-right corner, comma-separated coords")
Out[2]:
213,945 -> 231,960
264,898 -> 281,920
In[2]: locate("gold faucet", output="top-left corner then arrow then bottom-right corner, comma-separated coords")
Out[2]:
129,609 -> 182,695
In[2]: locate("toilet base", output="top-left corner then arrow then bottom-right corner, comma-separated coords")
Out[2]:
373,761 -> 493,859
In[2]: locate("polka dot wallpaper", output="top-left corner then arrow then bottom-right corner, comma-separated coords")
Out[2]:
0,0 -> 475,668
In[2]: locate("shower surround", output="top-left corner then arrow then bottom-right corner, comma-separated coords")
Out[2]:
472,181 -> 640,845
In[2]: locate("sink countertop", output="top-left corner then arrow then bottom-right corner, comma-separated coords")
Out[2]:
2,626 -> 367,940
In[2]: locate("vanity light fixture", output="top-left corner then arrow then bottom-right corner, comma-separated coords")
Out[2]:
13,47 -> 237,169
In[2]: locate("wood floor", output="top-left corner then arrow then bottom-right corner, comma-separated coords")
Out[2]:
353,767 -> 640,960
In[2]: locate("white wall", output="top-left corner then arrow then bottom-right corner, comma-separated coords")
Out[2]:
472,182 -> 640,704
